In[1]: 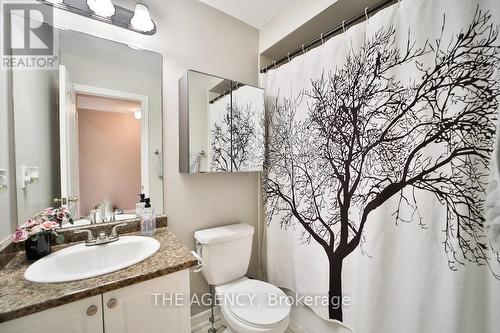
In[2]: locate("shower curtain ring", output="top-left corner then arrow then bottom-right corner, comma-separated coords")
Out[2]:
302,44 -> 306,54
320,33 -> 325,45
342,20 -> 346,33
273,60 -> 277,69
287,52 -> 291,62
365,7 -> 369,21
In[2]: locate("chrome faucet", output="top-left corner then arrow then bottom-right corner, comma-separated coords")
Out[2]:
74,223 -> 128,246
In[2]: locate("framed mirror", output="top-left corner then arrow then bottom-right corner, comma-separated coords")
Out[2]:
9,27 -> 163,228
179,70 -> 265,173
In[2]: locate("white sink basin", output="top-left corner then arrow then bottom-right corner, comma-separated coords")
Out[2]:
24,236 -> 160,283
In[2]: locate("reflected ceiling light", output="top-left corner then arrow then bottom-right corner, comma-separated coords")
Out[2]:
87,0 -> 115,18
130,3 -> 154,32
134,111 -> 142,120
46,0 -> 64,4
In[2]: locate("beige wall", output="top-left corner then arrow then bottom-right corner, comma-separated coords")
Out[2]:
49,0 -> 260,315
78,109 -> 141,216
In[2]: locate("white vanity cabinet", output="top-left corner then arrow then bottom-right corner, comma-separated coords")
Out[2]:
103,269 -> 191,333
0,295 -> 103,333
0,270 -> 191,333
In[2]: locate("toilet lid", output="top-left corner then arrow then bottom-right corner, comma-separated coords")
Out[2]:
225,279 -> 290,328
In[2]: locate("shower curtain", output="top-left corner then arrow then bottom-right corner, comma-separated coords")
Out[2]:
263,0 -> 500,332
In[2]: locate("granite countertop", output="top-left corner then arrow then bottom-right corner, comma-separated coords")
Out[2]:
0,227 -> 197,323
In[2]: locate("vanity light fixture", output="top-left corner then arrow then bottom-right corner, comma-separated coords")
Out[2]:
38,0 -> 157,35
87,0 -> 115,18
130,3 -> 154,33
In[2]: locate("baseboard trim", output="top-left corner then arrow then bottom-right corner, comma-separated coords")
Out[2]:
191,307 -> 222,333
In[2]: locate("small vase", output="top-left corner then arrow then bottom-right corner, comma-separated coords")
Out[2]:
25,233 -> 52,261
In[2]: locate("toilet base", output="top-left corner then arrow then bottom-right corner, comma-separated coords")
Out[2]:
221,305 -> 289,333
215,278 -> 290,333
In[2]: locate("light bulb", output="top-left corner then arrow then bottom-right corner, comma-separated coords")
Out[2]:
134,111 -> 142,120
87,0 -> 115,18
131,3 -> 154,32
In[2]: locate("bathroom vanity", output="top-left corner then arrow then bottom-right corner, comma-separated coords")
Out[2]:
0,272 -> 189,333
0,225 -> 196,333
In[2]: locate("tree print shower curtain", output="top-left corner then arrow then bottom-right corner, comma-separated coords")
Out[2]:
263,0 -> 500,332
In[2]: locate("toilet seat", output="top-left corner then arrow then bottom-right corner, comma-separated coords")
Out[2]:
222,279 -> 291,329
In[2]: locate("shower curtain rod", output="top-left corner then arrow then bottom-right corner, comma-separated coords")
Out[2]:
209,82 -> 243,104
260,0 -> 397,73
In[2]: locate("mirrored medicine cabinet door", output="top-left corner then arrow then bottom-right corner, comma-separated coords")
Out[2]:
179,70 -> 265,174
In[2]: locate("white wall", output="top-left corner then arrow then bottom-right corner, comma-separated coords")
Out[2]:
259,0 -> 338,53
47,0 -> 260,316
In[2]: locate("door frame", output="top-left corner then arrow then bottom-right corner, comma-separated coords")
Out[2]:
59,65 -> 80,216
72,84 -> 150,196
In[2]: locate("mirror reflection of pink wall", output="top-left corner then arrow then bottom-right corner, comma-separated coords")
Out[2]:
77,96 -> 141,217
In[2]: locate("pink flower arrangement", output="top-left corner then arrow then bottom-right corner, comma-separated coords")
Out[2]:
41,221 -> 59,231
11,207 -> 73,243
12,229 -> 28,243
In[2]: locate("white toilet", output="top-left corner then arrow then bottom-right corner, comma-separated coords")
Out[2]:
194,223 -> 291,333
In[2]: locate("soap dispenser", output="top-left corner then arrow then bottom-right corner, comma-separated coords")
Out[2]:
141,198 -> 156,236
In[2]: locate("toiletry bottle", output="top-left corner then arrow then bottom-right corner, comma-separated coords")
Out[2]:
90,209 -> 98,224
103,200 -> 112,221
136,193 -> 146,218
141,198 -> 156,236
95,203 -> 104,223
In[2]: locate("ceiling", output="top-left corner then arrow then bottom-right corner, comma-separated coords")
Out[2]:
77,94 -> 141,114
198,0 -> 297,29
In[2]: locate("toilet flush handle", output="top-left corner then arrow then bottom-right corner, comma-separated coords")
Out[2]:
190,250 -> 204,273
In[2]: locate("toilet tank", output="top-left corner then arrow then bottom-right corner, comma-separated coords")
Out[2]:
194,223 -> 254,285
